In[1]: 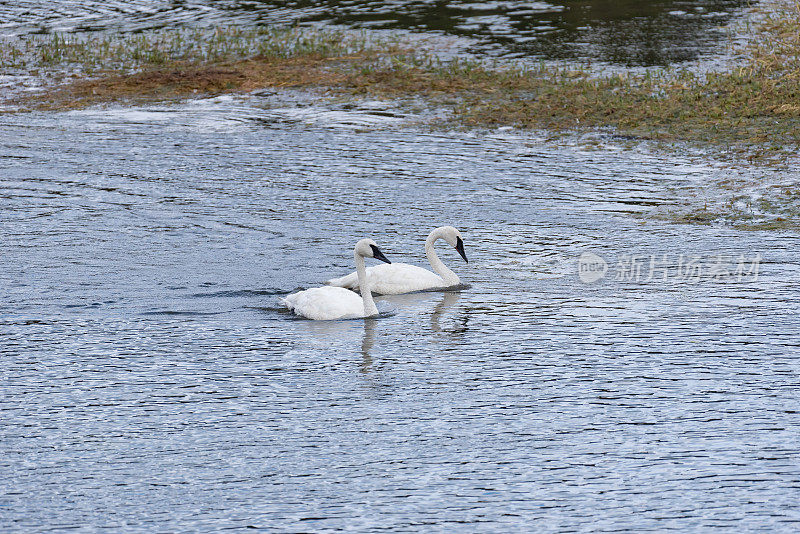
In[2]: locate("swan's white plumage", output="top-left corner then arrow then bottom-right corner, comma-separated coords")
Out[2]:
326,226 -> 467,295
280,286 -> 371,321
326,263 -> 447,295
281,238 -> 389,320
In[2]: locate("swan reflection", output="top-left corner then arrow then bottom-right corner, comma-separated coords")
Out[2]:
295,289 -> 466,374
430,291 -> 462,333
360,317 -> 377,372
295,316 -> 378,372
377,290 -> 468,336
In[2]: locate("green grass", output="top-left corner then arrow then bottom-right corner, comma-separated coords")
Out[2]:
2,3 -> 799,163
3,5 -> 799,230
5,2 -> 800,157
0,26 -> 385,74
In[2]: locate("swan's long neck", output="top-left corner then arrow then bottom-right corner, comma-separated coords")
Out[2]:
355,252 -> 378,317
425,230 -> 460,286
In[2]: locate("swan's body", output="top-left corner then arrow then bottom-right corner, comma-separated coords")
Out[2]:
329,262 -> 449,295
281,286 -> 374,321
326,226 -> 467,295
281,239 -> 390,320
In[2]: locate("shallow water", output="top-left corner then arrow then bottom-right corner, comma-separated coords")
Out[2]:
0,0 -> 747,65
2,95 -> 799,531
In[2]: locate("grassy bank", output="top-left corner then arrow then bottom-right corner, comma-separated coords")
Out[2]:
2,2 -> 799,157
0,27 -> 405,109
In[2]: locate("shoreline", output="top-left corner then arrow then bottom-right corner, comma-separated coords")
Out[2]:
1,3 -> 799,231
1,2 -> 798,163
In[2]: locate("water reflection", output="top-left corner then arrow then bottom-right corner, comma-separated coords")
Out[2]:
361,317 -> 377,371
260,0 -> 747,65
2,100 -> 799,533
377,290 -> 468,337
430,291 -> 468,336
0,0 -> 748,65
289,313 -> 378,371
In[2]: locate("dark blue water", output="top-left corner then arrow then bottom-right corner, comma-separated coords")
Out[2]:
2,97 -> 799,531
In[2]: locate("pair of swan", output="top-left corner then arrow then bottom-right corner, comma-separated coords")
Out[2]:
281,226 -> 468,320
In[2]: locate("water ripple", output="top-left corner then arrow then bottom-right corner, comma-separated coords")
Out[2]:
1,96 -> 799,531
0,0 -> 749,66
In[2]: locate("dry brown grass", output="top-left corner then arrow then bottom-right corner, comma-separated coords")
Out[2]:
2,27 -> 404,110
6,2 -> 800,158
27,56 -> 357,110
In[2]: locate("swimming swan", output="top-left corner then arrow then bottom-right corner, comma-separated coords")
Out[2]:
281,239 -> 391,320
325,226 -> 468,295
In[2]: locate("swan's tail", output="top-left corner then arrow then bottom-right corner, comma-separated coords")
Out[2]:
278,296 -> 294,311
324,272 -> 359,289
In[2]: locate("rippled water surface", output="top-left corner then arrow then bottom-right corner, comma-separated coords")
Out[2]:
0,0 -> 748,65
2,95 -> 800,531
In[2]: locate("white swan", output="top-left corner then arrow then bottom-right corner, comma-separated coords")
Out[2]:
281,239 -> 391,320
325,226 -> 468,295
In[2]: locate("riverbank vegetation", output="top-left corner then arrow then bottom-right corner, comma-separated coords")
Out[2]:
0,27 -> 403,107
2,1 -> 799,160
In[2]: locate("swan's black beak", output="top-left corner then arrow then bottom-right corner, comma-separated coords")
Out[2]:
455,236 -> 468,263
370,245 -> 391,264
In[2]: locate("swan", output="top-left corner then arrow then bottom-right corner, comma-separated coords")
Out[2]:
325,226 -> 468,295
281,238 -> 391,320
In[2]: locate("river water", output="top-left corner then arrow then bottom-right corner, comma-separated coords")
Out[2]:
1,0 -> 747,65
2,94 -> 799,531
2,1 -> 800,533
